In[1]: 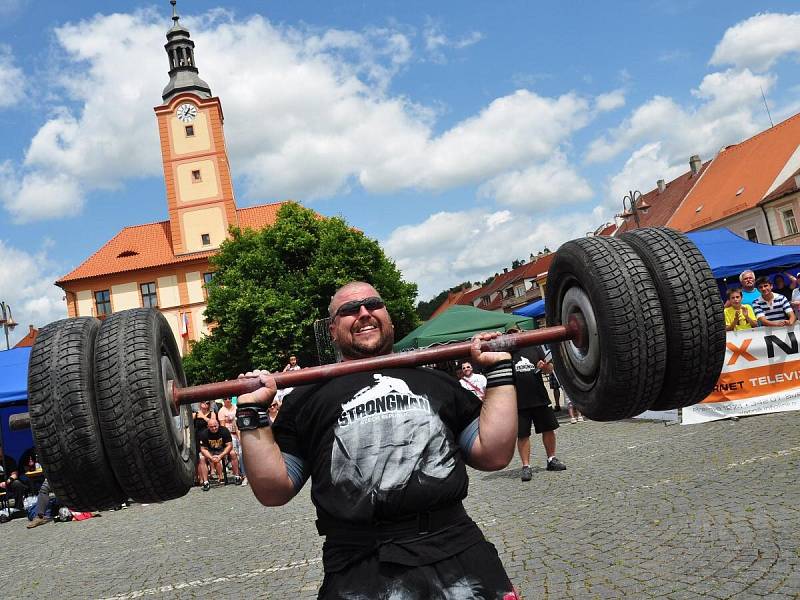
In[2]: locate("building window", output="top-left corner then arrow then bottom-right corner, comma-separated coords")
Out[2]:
140,282 -> 158,308
203,272 -> 214,300
185,125 -> 195,137
95,290 -> 111,316
745,228 -> 758,242
782,209 -> 798,235
191,169 -> 202,182
201,233 -> 211,246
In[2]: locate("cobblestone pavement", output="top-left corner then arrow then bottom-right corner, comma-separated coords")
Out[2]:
1,410 -> 798,599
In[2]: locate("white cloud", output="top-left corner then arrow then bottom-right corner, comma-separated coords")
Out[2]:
585,69 -> 771,166
0,10 -> 602,222
0,240 -> 67,346
595,89 -> 625,113
606,142 -> 687,208
478,153 -> 593,209
423,20 -> 483,64
711,13 -> 800,72
384,207 -> 603,299
0,45 -> 24,108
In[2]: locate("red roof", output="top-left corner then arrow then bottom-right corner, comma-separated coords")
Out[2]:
668,112 -> 800,231
761,167 -> 800,204
57,202 -> 287,284
615,162 -> 708,236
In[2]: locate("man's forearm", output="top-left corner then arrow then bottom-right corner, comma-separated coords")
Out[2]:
468,384 -> 517,471
240,428 -> 297,506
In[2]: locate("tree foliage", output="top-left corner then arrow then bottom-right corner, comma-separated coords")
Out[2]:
182,203 -> 419,384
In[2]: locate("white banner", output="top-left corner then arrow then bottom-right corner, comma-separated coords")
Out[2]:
683,325 -> 800,424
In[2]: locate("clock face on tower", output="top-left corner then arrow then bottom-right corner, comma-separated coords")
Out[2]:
176,103 -> 197,122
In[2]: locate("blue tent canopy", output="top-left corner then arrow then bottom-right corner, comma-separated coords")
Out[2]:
0,347 -> 30,406
512,298 -> 545,318
687,228 -> 800,280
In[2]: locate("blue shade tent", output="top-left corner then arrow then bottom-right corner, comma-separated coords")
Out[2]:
0,347 -> 30,405
512,298 -> 545,318
687,229 -> 800,279
0,347 -> 34,473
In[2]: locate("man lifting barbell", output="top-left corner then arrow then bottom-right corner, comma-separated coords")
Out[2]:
237,281 -> 521,599
17,227 -> 726,598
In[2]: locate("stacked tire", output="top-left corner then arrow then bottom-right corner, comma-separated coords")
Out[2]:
545,227 -> 725,420
28,310 -> 196,511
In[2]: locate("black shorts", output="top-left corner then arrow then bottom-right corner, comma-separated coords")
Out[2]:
318,540 -> 517,599
517,406 -> 559,438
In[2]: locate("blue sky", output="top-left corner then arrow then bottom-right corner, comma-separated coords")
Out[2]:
2,0 -> 800,344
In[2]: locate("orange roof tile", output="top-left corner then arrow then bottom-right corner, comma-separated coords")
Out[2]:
13,325 -> 38,348
57,201 -> 288,284
668,113 -> 800,231
615,163 -> 708,236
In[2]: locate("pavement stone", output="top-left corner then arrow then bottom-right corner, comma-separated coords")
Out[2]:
0,410 -> 797,599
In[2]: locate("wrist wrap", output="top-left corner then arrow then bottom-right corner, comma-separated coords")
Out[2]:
484,359 -> 514,388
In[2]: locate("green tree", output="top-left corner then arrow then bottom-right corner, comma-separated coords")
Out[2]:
183,203 -> 418,384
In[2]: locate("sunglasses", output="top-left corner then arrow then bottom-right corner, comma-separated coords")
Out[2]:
334,296 -> 385,318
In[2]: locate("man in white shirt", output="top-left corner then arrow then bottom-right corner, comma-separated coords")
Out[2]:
459,361 -> 487,400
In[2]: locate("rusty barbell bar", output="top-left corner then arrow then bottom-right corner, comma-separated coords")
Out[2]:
10,316 -> 585,432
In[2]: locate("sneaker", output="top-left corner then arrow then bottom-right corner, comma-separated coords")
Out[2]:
202,481 -> 211,492
26,515 -> 51,529
241,477 -> 248,486
577,416 -> 585,422
520,465 -> 533,482
234,476 -> 242,486
570,417 -> 577,424
546,457 -> 567,471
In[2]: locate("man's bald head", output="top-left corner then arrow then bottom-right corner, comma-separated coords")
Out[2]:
328,281 -> 379,318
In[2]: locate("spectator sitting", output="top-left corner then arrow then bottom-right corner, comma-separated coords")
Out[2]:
724,288 -> 758,331
198,419 -> 241,491
0,471 -> 29,512
283,355 -> 301,372
458,361 -> 486,400
217,397 -> 246,485
738,270 -> 761,307
753,276 -> 796,328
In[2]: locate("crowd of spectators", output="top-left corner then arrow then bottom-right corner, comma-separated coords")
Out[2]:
725,270 -> 799,331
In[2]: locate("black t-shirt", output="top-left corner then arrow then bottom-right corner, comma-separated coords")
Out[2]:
512,346 -> 550,409
199,426 -> 232,454
272,367 -> 485,571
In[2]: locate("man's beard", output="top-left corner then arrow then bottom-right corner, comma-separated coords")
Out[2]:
339,322 -> 394,360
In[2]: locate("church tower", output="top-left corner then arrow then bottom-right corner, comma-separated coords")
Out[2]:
154,0 -> 238,256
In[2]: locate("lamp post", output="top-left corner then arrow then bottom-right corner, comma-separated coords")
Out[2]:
616,190 -> 652,229
0,301 -> 17,350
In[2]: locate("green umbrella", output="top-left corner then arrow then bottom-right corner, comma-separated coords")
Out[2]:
393,305 -> 537,351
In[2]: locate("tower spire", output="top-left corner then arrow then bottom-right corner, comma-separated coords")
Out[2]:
162,0 -> 212,103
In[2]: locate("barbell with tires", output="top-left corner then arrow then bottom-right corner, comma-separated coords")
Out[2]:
16,227 -> 724,511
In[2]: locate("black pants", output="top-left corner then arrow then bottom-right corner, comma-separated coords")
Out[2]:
318,541 -> 517,600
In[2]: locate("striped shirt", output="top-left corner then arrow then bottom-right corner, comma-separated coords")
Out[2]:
752,293 -> 793,323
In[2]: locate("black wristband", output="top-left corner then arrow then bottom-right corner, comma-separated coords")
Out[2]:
484,359 -> 514,388
236,403 -> 272,430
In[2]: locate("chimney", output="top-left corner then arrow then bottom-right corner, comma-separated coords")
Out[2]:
657,179 -> 666,193
689,154 -> 701,175
503,268 -> 508,274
